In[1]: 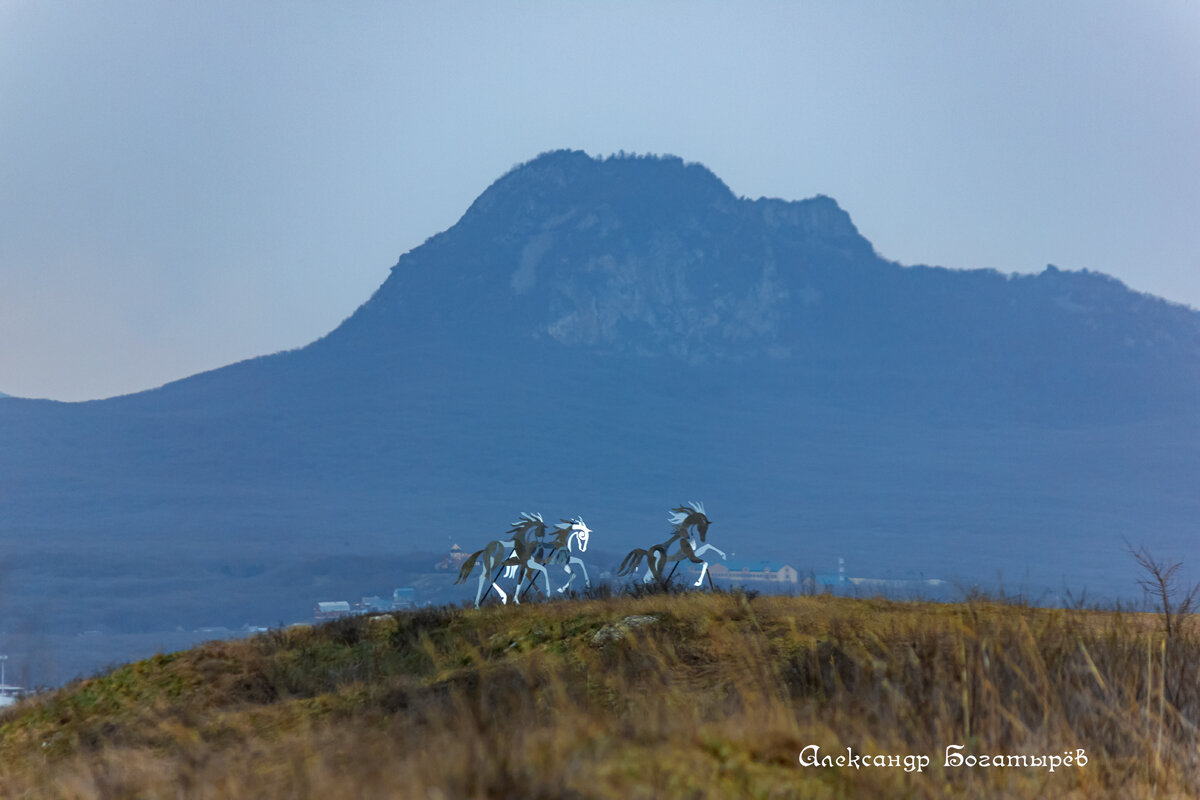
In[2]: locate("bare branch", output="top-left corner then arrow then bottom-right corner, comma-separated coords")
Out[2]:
1125,538 -> 1197,641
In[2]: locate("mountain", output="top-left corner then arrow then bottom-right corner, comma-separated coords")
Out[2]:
2,151 -> 1198,684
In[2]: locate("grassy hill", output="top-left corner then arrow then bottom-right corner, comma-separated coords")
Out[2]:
1,588 -> 1197,798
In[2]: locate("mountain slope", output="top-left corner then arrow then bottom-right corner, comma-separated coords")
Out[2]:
1,151 -> 1198,683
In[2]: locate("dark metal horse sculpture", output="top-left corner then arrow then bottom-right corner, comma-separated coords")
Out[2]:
514,516 -> 592,597
455,512 -> 551,608
617,502 -> 725,587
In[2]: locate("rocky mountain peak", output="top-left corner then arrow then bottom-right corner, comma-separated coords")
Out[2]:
458,150 -> 739,236
328,151 -> 1199,392
338,151 -> 877,359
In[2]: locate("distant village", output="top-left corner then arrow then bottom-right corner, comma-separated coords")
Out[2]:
311,544 -> 475,621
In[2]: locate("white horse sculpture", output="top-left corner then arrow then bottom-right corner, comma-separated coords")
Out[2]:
544,517 -> 592,593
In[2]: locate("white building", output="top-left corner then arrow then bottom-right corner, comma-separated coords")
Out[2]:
700,561 -> 800,584
314,601 -> 351,620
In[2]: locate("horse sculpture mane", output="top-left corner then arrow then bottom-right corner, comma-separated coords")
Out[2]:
666,501 -> 705,527
509,511 -> 547,538
551,517 -> 590,548
668,501 -> 710,542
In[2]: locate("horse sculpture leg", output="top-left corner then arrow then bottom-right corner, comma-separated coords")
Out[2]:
475,567 -> 490,608
476,559 -> 510,606
557,564 -> 573,594
511,562 -> 532,604
517,561 -> 551,602
572,557 -> 590,587
640,550 -> 656,583
691,543 -> 726,587
558,557 -> 592,594
644,546 -> 669,585
494,551 -> 520,603
479,564 -> 511,606
515,569 -> 539,601
474,540 -> 519,607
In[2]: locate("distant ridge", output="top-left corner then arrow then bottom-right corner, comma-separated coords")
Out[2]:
2,150 -> 1198,685
325,149 -> 1199,418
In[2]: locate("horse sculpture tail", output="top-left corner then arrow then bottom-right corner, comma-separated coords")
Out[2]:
455,549 -> 485,585
618,548 -> 649,576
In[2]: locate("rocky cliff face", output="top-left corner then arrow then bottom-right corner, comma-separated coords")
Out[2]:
329,150 -> 1200,415
329,151 -> 877,363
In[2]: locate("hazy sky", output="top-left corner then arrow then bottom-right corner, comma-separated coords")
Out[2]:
2,2 -> 1198,401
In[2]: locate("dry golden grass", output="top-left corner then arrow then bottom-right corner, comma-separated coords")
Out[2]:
1,588 -> 1198,798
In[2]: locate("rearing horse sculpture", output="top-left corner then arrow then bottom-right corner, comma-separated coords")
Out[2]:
618,502 -> 725,587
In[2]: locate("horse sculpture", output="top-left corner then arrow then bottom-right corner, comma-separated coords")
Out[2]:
542,517 -> 592,594
618,502 -> 725,587
502,515 -> 593,598
455,512 -> 552,608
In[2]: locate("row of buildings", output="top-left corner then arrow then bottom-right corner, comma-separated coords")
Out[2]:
314,587 -> 417,621
697,558 -> 947,596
